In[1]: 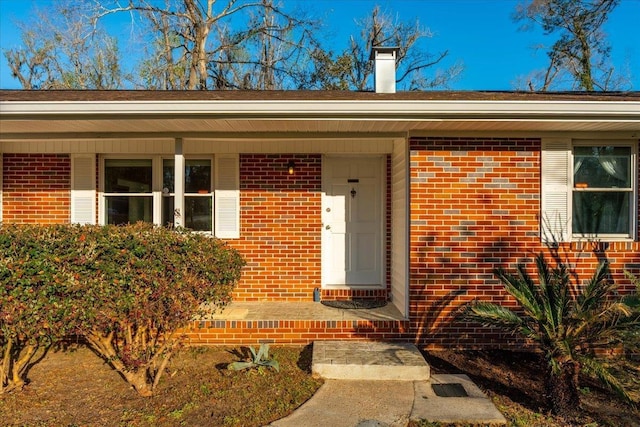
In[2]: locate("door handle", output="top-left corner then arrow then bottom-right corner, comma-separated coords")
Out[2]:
325,225 -> 331,230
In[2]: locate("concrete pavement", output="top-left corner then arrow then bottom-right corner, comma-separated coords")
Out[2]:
269,341 -> 507,427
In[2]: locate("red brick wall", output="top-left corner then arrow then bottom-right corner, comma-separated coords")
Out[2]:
2,154 -> 70,224
409,137 -> 640,349
229,154 -> 323,301
187,318 -> 410,345
228,153 -> 393,303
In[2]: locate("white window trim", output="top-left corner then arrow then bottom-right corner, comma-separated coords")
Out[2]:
161,155 -> 215,232
99,156 -> 155,226
570,140 -> 637,242
542,138 -> 638,243
99,154 -> 239,238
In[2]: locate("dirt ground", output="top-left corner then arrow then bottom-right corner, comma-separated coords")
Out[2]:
0,344 -> 322,427
424,349 -> 640,427
1,344 -> 638,427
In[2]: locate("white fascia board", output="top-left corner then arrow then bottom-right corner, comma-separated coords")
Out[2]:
1,100 -> 640,119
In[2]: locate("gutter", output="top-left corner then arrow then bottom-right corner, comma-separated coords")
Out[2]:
2,100 -> 640,120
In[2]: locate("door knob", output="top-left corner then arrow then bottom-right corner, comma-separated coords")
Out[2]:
325,225 -> 331,230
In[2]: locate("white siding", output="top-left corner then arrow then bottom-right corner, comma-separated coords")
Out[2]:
0,139 -> 174,154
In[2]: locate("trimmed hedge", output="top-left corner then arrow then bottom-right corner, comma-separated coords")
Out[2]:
0,223 -> 244,395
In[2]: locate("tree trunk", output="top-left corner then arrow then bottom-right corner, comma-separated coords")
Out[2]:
122,369 -> 154,397
1,340 -> 39,394
545,360 -> 581,416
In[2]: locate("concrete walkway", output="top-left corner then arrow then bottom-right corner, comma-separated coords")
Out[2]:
269,341 -> 507,427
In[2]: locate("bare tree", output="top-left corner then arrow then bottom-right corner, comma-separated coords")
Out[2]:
100,0 -> 319,90
303,6 -> 462,91
240,0 -> 319,90
4,1 -> 458,91
3,1 -> 125,89
514,0 -> 629,91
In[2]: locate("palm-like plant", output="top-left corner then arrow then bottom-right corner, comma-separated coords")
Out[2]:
464,253 -> 639,416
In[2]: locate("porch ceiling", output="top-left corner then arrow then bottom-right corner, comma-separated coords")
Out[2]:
1,90 -> 639,138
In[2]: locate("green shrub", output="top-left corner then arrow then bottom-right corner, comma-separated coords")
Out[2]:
0,223 -> 244,396
623,271 -> 640,354
463,253 -> 640,416
0,224 -> 79,393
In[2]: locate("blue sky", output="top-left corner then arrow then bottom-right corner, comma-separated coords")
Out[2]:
0,0 -> 638,90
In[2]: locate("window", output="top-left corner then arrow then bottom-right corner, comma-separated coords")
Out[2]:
98,155 -> 239,237
162,159 -> 213,231
104,159 -> 153,225
541,139 -> 637,242
573,146 -> 633,237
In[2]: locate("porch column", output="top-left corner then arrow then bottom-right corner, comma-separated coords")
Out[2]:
174,138 -> 185,228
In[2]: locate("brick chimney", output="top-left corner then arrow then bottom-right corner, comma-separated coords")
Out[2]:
370,46 -> 400,93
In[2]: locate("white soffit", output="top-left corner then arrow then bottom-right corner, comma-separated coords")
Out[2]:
1,99 -> 639,136
2,99 -> 640,117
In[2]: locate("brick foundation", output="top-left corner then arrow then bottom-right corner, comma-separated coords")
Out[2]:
320,288 -> 388,301
185,318 -> 411,345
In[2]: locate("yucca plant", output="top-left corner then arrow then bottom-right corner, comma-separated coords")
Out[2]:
464,252 -> 639,416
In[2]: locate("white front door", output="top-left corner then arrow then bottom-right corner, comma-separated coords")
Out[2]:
322,156 -> 384,287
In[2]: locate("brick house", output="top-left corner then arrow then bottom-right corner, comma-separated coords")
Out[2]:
1,59 -> 639,347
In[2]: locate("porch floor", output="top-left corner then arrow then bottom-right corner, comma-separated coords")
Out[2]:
203,301 -> 406,321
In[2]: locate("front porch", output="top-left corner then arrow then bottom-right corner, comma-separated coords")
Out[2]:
188,301 -> 410,345
207,301 -> 405,321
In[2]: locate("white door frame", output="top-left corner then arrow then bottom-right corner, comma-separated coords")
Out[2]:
321,155 -> 386,288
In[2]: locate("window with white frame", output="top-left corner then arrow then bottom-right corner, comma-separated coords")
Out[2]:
97,155 -> 239,237
162,159 -> 213,231
541,139 -> 637,242
572,145 -> 633,237
104,159 -> 153,225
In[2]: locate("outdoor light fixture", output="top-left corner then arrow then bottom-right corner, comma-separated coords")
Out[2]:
287,160 -> 295,175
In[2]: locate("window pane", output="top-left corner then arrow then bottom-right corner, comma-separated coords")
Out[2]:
105,196 -> 153,225
105,159 -> 152,193
162,196 -> 212,231
572,191 -> 630,235
162,196 -> 174,227
163,160 -> 174,193
574,146 -> 631,188
185,196 -> 212,231
186,160 -> 211,193
162,159 -> 211,194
